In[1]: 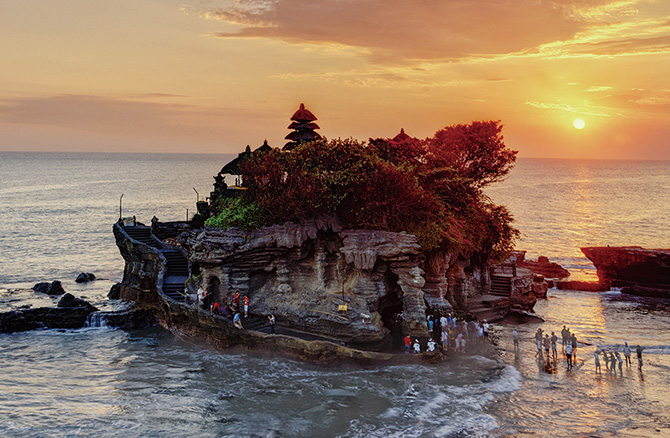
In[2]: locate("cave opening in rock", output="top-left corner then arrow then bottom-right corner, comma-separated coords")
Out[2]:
207,276 -> 220,307
378,271 -> 404,349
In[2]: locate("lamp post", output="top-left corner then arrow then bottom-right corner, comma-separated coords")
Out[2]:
119,193 -> 124,220
193,187 -> 200,203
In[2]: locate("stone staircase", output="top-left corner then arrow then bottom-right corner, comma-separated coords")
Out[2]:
491,274 -> 512,296
124,226 -> 162,249
122,225 -> 187,303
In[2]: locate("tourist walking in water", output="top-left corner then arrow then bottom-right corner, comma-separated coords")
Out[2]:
550,332 -> 558,358
616,352 -> 623,375
624,342 -> 632,366
543,334 -> 551,355
609,352 -> 616,375
636,345 -> 645,369
570,333 -> 578,359
561,326 -> 569,348
603,350 -> 610,370
565,343 -> 573,370
594,350 -> 601,374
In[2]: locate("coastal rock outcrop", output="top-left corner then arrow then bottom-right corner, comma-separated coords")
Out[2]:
115,219 -> 537,355
57,293 -> 99,312
108,283 -> 122,299
32,280 -> 66,296
515,252 -> 570,279
0,304 -> 96,333
581,246 -> 670,296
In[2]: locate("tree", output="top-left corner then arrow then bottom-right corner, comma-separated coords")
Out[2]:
428,120 -> 517,188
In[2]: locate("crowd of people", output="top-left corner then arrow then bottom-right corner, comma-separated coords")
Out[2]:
594,342 -> 645,375
402,313 -> 491,354
191,287 -> 276,334
517,325 -> 646,374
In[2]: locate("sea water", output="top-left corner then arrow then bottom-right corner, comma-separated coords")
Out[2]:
0,152 -> 669,437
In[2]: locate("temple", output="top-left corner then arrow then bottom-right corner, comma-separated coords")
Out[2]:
283,103 -> 321,151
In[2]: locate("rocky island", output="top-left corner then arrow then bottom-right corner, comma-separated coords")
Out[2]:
113,104 -> 540,363
581,246 -> 670,297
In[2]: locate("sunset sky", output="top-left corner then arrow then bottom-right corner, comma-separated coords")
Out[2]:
1,0 -> 668,159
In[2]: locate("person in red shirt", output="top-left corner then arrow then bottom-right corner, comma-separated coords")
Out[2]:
243,295 -> 249,318
403,335 -> 412,354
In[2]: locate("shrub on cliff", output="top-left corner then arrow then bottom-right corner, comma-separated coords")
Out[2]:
205,197 -> 267,231
213,120 -> 518,258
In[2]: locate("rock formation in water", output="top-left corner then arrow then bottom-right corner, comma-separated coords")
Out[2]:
75,272 -> 96,283
581,246 -> 670,297
32,280 -> 66,296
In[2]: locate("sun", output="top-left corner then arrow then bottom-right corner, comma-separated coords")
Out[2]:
573,118 -> 586,130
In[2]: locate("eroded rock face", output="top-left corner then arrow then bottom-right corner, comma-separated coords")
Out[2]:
581,246 -> 670,292
178,220 -> 504,347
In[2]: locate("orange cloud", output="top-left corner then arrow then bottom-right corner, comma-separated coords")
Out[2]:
203,0 -> 590,61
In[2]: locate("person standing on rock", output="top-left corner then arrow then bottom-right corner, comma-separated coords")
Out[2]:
404,335 -> 412,354
268,314 -> 276,334
233,312 -> 243,329
427,338 -> 436,352
197,287 -> 205,307
243,295 -> 249,318
413,339 -> 421,354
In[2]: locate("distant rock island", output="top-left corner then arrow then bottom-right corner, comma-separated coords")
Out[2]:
582,246 -> 670,297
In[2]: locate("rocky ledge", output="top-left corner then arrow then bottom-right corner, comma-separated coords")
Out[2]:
581,246 -> 670,297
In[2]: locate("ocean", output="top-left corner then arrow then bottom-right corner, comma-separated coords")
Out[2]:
1,152 -> 669,437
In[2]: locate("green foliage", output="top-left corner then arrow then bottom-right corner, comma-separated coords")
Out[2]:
204,197 -> 267,231
208,120 -> 519,258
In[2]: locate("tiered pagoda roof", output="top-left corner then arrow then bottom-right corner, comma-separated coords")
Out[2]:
283,103 -> 321,151
392,128 -> 411,143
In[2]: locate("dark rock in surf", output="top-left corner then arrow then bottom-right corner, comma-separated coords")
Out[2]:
103,308 -> 157,329
32,280 -> 66,296
0,307 -> 96,333
75,272 -> 96,283
57,293 -> 98,312
108,283 -> 121,300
